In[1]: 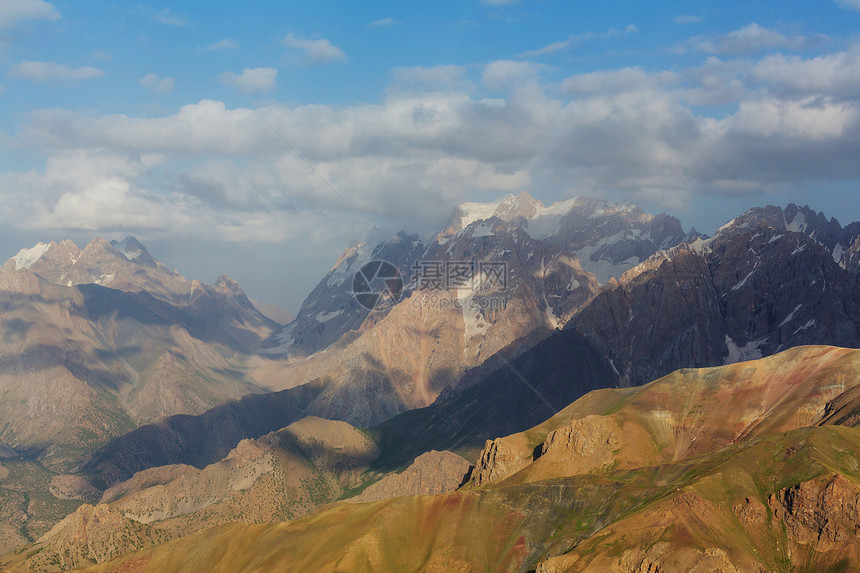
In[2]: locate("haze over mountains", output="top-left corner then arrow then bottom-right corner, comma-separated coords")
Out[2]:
1,193 -> 860,571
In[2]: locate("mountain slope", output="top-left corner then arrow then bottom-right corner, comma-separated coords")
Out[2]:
570,203 -> 860,387
255,193 -> 694,429
0,416 -> 381,573
57,346 -> 860,573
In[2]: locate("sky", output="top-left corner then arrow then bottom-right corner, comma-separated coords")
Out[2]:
1,0 -> 860,311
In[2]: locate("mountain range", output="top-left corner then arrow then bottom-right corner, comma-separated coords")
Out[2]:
1,193 -> 860,571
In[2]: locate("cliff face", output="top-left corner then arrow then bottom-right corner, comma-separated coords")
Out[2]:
569,206 -> 860,388
770,474 -> 860,547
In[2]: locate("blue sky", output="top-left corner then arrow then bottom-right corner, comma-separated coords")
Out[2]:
1,0 -> 860,309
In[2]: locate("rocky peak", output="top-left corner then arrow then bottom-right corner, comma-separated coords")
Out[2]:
447,192 -> 539,232
470,437 -> 533,487
110,236 -> 157,267
214,274 -> 246,298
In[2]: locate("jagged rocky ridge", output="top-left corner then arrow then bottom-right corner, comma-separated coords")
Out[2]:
2,197 -> 860,571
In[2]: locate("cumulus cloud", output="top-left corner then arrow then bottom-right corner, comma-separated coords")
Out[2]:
562,67 -> 679,95
0,0 -> 58,28
9,60 -> 103,81
219,67 -> 277,94
749,49 -> 860,97
283,33 -> 346,64
693,23 -> 826,55
482,60 -> 545,89
139,73 -> 174,94
7,43 -> 860,245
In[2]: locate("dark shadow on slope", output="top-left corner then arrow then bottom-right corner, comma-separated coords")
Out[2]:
368,328 -> 619,472
81,379 -> 328,489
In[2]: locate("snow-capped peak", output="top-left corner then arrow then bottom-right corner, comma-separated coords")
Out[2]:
109,236 -> 152,263
452,192 -> 586,235
456,195 -> 517,229
12,242 -> 51,270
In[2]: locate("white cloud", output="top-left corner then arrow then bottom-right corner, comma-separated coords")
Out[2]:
369,17 -> 397,27
219,67 -> 277,94
9,48 -> 860,239
750,49 -> 860,97
562,67 -> 680,95
0,0 -> 58,28
681,57 -> 749,105
693,23 -> 825,55
206,38 -> 238,50
9,60 -> 104,81
482,60 -> 545,89
519,25 -> 638,58
283,33 -> 346,64
674,15 -> 702,24
836,0 -> 860,11
139,73 -> 174,94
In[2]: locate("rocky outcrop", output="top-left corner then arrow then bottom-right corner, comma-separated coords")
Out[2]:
350,450 -> 471,503
23,504 -> 166,571
540,415 -> 620,472
471,437 -> 533,487
769,474 -> 860,545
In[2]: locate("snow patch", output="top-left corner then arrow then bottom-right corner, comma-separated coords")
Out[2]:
832,243 -> 844,264
471,223 -> 494,238
689,236 -> 714,254
794,319 -> 816,334
730,269 -> 756,292
457,198 -> 509,228
326,243 -> 372,288
95,273 -> 116,286
523,198 -> 582,239
767,234 -> 784,244
785,211 -> 807,233
779,304 -> 803,327
260,322 -> 297,355
574,231 -> 640,284
716,218 -> 738,234
315,310 -> 343,323
456,272 -> 494,341
724,335 -> 764,364
12,243 -> 50,270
